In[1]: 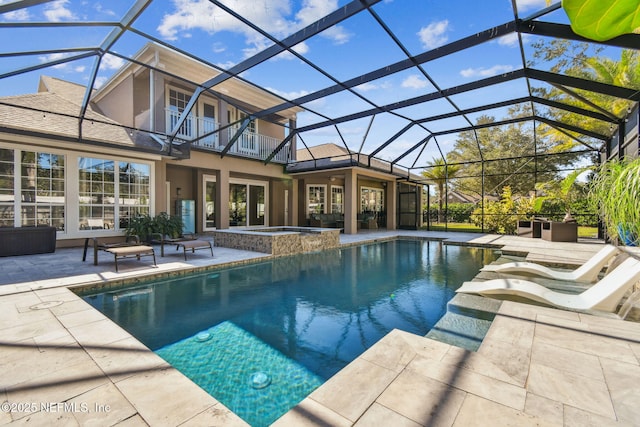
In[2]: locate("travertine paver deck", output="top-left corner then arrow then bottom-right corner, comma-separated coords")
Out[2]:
275,303 -> 640,426
0,230 -> 638,426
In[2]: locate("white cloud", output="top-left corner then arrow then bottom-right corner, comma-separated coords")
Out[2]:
38,52 -> 73,67
295,0 -> 350,45
497,33 -> 519,47
44,0 -> 76,22
2,9 -> 30,20
497,32 -> 531,47
267,87 -> 310,101
401,74 -> 428,89
417,20 -> 449,50
100,53 -> 125,70
212,42 -> 226,54
460,64 -> 514,78
94,4 -> 117,17
515,0 -> 549,12
355,82 -> 379,92
93,76 -> 108,89
157,0 -> 349,58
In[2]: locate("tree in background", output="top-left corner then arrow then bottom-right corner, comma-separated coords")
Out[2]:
421,157 -> 460,223
447,112 -> 578,199
530,41 -> 640,146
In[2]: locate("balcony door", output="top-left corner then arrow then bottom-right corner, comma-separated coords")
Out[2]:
167,88 -> 193,139
237,111 -> 257,154
198,102 -> 217,148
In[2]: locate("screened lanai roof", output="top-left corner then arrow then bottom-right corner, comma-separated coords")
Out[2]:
0,0 -> 638,183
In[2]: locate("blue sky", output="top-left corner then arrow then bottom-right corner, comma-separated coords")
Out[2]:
0,0 -> 599,167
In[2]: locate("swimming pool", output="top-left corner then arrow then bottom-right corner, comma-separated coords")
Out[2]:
80,239 -> 496,426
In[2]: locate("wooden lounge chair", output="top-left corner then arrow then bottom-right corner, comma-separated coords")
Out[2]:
456,257 -> 640,312
480,244 -> 619,283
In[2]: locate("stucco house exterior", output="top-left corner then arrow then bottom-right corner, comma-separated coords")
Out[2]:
0,42 -> 425,245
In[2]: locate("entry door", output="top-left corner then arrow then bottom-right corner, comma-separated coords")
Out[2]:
398,189 -> 418,230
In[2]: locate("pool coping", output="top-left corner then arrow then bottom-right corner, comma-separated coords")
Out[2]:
2,231 -> 636,426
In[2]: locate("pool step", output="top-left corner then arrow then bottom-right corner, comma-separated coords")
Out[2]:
425,294 -> 502,352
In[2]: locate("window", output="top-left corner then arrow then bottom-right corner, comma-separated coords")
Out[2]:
20,151 -> 65,230
204,176 -> 216,229
307,185 -> 326,217
79,157 -> 150,230
167,88 -> 193,138
0,149 -> 65,230
361,187 -> 384,213
79,158 -> 115,229
331,185 -> 344,214
0,148 -> 14,227
119,162 -> 150,228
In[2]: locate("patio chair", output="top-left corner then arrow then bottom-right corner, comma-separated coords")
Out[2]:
480,244 -> 620,283
103,245 -> 157,272
456,257 -> 640,312
150,232 -> 196,257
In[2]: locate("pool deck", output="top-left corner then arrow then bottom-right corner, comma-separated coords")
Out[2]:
1,230 -> 639,426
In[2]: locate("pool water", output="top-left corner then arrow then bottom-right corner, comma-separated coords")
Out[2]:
80,239 -> 496,426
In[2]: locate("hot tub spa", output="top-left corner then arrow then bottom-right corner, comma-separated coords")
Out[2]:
211,227 -> 340,255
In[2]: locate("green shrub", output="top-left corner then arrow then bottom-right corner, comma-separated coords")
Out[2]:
471,187 -> 533,234
425,203 -> 475,223
126,212 -> 184,242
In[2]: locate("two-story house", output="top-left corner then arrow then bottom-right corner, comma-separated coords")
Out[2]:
0,42 -> 301,245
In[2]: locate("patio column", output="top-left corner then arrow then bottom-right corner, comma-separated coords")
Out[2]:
217,169 -> 230,229
290,179 -> 298,226
344,169 -> 358,234
385,180 -> 397,230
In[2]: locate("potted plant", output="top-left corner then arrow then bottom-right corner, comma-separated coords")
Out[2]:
125,214 -> 155,242
589,158 -> 640,246
154,212 -> 184,239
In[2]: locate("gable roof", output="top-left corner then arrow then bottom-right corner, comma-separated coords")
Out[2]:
38,76 -> 95,107
0,77 -> 177,155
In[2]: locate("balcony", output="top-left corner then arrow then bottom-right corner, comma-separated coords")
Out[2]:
165,109 -> 290,163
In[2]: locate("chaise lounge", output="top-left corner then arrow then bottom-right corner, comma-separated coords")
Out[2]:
480,244 -> 620,283
456,257 -> 640,312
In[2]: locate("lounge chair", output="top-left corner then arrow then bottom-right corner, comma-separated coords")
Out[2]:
103,245 -> 157,272
456,257 -> 640,312
480,244 -> 620,283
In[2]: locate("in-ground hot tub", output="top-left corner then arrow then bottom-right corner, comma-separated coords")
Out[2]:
211,227 -> 340,255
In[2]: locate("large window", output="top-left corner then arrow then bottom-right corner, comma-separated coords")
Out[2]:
331,185 -> 344,214
79,157 -> 150,230
0,148 -> 65,230
307,185 -> 326,217
361,187 -> 384,213
0,148 -> 15,227
119,162 -> 150,228
21,151 -> 65,229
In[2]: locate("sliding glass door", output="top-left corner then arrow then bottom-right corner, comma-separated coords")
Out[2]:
229,180 -> 267,227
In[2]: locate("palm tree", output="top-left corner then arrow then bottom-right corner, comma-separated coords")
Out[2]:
421,157 -> 461,223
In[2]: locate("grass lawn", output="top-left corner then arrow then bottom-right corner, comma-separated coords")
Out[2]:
423,222 -> 599,238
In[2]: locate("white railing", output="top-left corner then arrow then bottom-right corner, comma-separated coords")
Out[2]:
164,109 -> 289,163
226,126 -> 289,163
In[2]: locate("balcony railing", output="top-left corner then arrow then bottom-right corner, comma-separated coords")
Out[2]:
165,109 -> 289,163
